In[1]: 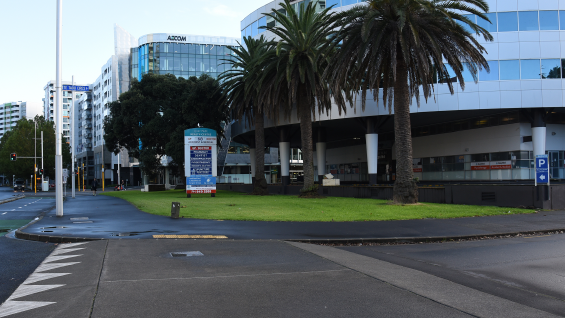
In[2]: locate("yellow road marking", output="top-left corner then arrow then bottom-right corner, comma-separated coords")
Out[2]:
153,235 -> 228,239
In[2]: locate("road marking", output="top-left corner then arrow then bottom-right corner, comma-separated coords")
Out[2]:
153,234 -> 228,239
1,212 -> 6,215
0,242 -> 88,317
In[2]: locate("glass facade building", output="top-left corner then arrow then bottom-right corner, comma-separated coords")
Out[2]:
131,34 -> 239,81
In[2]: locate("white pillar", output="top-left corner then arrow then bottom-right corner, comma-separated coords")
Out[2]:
165,167 -> 170,186
366,133 -> 379,185
279,142 -> 290,185
532,127 -> 546,157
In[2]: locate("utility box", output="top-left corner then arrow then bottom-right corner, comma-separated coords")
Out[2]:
171,202 -> 180,219
42,181 -> 49,192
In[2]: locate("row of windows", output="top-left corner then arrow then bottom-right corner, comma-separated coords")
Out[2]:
137,56 -> 231,73
134,43 -> 234,57
136,70 -> 225,80
441,58 -> 565,82
461,10 -> 565,33
241,0 -> 326,39
243,4 -> 565,39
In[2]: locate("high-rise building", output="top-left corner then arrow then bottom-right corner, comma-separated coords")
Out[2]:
0,101 -> 27,140
43,80 -> 88,144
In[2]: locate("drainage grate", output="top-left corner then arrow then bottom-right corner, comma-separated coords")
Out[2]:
481,192 -> 496,202
170,251 -> 204,257
73,221 -> 93,224
70,217 -> 89,221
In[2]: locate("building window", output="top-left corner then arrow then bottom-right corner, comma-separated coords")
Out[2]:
520,59 -> 541,79
540,11 -> 559,30
477,12 -> 497,32
519,11 -> 539,31
498,12 -> 518,32
500,60 -> 520,80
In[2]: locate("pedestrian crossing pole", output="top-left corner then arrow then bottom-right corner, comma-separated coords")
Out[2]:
34,164 -> 37,194
82,163 -> 85,191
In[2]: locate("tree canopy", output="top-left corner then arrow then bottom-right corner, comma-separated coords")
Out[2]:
328,0 -> 492,203
103,73 -> 229,177
0,115 -> 71,181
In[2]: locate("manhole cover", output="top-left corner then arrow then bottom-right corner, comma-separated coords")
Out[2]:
170,251 -> 203,257
70,217 -> 89,221
110,233 -> 132,237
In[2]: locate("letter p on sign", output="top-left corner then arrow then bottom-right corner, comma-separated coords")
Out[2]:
539,159 -> 546,167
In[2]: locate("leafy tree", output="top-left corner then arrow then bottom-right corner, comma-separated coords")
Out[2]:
328,0 -> 492,204
261,0 -> 346,194
219,36 -> 276,195
0,115 -> 71,182
104,73 -> 229,177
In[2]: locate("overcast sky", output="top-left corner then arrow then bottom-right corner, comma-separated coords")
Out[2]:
0,0 -> 271,118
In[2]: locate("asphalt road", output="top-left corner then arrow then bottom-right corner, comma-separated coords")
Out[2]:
0,196 -> 57,306
1,238 -> 562,317
341,233 -> 565,317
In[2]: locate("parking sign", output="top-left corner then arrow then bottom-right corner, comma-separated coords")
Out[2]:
535,155 -> 549,185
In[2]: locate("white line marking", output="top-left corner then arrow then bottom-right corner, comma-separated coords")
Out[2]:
42,255 -> 82,263
8,285 -> 65,301
0,301 -> 56,318
1,212 -> 6,215
59,242 -> 89,248
35,262 -> 80,273
52,247 -> 85,255
23,273 -> 70,285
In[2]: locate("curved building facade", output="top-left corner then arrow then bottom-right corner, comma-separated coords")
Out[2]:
233,0 -> 565,184
131,33 -> 239,81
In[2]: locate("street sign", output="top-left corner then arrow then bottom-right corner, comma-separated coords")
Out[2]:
62,85 -> 89,91
535,155 -> 549,185
184,128 -> 217,196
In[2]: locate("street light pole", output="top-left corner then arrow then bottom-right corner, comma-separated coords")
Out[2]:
55,0 -> 63,216
72,76 -> 75,198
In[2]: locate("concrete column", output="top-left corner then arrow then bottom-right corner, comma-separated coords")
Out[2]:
165,167 -> 170,186
532,109 -> 546,157
316,128 -> 327,183
279,127 -> 290,186
366,117 -> 379,185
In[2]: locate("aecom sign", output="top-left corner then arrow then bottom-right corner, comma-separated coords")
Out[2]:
167,35 -> 186,41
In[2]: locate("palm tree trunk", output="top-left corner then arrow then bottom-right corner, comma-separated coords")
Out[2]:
253,109 -> 268,195
298,87 -> 315,193
393,57 -> 418,204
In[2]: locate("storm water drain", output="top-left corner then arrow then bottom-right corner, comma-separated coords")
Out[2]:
170,251 -> 204,257
73,221 -> 93,224
70,217 -> 89,221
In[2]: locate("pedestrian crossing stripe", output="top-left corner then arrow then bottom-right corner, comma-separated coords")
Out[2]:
152,235 -> 227,239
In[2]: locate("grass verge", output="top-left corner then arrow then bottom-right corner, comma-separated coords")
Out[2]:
0,220 -> 32,236
101,190 -> 537,222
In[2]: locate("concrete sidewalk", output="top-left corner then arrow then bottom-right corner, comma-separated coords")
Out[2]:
13,191 -> 565,243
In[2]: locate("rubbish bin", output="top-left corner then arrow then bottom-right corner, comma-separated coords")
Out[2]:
171,202 -> 180,219
42,181 -> 49,192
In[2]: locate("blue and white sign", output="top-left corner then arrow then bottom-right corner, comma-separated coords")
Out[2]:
535,155 -> 549,185
184,128 -> 217,194
62,85 -> 89,91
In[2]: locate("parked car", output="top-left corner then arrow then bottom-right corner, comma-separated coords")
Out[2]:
14,179 -> 25,192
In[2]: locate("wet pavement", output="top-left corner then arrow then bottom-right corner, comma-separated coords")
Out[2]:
13,189 -> 565,242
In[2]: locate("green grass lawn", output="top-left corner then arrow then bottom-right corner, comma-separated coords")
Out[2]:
101,189 -> 536,222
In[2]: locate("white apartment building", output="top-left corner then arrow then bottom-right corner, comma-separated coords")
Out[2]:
0,101 -> 26,140
43,80 -> 88,144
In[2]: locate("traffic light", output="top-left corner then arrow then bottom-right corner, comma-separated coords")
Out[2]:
10,153 -> 16,161
39,169 -> 44,176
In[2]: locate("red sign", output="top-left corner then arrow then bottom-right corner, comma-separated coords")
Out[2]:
187,189 -> 216,194
190,146 -> 212,150
471,162 -> 490,170
413,168 -> 422,172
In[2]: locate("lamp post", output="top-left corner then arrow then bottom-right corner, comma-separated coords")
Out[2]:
55,0 -> 63,216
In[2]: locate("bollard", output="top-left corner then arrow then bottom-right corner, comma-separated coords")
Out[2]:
171,202 -> 180,219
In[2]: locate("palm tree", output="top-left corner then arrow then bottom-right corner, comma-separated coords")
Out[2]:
328,0 -> 493,204
260,0 -> 347,194
219,36 -> 275,195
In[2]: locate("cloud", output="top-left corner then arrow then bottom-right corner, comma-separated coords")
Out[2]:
204,4 -> 238,17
